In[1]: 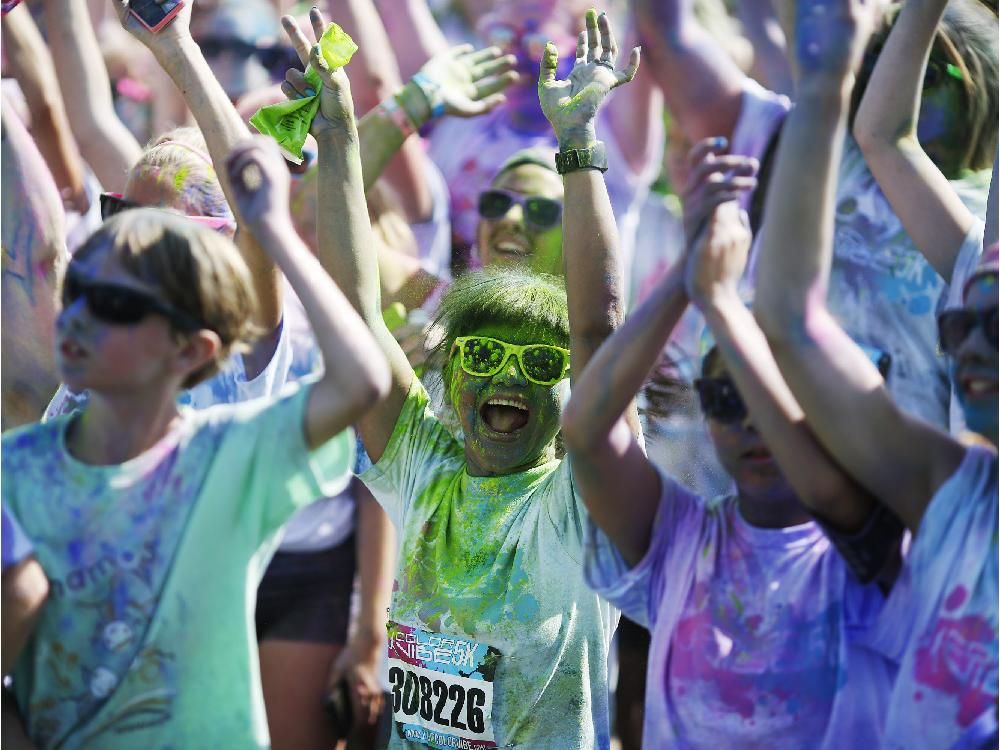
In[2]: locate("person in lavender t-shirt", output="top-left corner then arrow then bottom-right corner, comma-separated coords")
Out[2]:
566,148 -> 896,746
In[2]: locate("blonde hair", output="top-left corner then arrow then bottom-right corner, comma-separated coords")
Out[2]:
130,127 -> 234,221
74,209 -> 260,388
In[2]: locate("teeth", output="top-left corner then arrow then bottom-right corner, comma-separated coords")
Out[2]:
487,398 -> 527,410
495,242 -> 525,254
966,380 -> 995,395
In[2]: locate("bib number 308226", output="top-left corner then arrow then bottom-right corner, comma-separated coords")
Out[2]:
387,622 -> 501,749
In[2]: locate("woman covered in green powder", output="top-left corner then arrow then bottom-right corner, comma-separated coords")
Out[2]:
280,7 -> 639,748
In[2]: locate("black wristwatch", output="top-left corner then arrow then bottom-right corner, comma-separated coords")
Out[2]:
555,141 -> 608,175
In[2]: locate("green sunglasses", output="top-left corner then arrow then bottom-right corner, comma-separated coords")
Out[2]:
451,335 -> 570,386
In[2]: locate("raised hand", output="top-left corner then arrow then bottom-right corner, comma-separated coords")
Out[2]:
281,8 -> 357,135
794,0 -> 876,84
417,44 -> 519,118
538,9 -> 640,148
224,137 -> 293,238
112,0 -> 193,55
681,136 -> 758,246
684,201 -> 752,307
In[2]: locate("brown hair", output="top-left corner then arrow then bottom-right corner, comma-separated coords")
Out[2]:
74,209 -> 260,388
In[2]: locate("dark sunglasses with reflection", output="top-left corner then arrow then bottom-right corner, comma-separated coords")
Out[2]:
938,305 -> 999,356
696,347 -> 893,424
62,265 -> 207,332
100,193 -> 235,233
198,36 -> 302,76
477,189 -> 562,231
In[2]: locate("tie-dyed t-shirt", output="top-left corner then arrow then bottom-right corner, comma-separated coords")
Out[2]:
2,381 -> 354,749
733,80 -> 991,431
360,380 -> 619,749
868,446 -> 998,749
585,475 -> 896,748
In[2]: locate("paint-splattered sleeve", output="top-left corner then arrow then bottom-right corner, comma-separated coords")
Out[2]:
359,378 -> 463,529
584,469 -> 706,627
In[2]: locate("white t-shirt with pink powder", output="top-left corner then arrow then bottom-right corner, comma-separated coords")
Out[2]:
868,446 -> 998,749
585,473 -> 896,748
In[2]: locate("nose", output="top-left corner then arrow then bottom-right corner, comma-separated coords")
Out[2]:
492,354 -> 528,385
57,296 -> 89,333
740,412 -> 757,433
955,320 -> 991,361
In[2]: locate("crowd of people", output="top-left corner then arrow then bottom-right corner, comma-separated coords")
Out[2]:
0,0 -> 996,748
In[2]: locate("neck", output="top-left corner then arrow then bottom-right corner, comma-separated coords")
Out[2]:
67,388 -> 182,466
464,445 -> 556,477
736,489 -> 813,529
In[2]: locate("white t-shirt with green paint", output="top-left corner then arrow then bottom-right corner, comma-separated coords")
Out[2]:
361,380 -> 619,749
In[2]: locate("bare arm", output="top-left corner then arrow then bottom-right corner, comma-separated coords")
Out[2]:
225,137 -> 389,448
284,10 -> 415,461
326,481 -> 395,727
373,0 -> 450,80
2,3 -> 89,212
736,0 -> 795,96
852,0 -> 975,282
1,106 -> 67,430
327,0 -> 433,220
43,0 -> 142,194
753,0 -> 965,532
633,0 -> 745,143
114,3 -> 283,351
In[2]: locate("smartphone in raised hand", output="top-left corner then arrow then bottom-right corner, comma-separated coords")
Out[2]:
129,0 -> 185,33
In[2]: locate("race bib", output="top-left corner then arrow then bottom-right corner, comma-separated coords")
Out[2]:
387,621 -> 502,749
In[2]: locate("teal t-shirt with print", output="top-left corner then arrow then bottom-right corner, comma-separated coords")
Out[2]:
361,379 -> 619,749
2,379 -> 354,749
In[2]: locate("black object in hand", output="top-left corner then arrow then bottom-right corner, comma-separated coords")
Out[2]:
325,679 -> 353,737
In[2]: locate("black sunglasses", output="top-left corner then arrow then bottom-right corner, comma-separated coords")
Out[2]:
478,189 -> 562,231
62,267 -> 205,332
198,36 -> 302,74
938,306 -> 999,356
694,376 -> 747,424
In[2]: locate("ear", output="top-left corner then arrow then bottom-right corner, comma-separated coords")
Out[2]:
172,329 -> 222,382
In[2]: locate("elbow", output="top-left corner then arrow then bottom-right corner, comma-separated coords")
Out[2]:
753,294 -> 816,352
560,399 -> 591,454
360,356 -> 392,408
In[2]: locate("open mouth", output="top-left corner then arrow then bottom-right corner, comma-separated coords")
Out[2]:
960,376 -> 998,399
59,339 -> 87,361
741,446 -> 772,462
480,396 -> 531,435
490,234 -> 530,258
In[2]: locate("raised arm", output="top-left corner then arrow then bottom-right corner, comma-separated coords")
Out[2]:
1,106 -> 68,429
282,9 -> 415,461
753,0 -> 965,532
373,0 -> 450,80
852,0 -> 976,282
2,2 -> 89,213
114,2 -> 283,356
687,199 -> 879,533
632,0 -> 746,143
42,0 -> 142,194
560,135 -> 757,566
985,156 -> 998,251
225,137 -> 389,448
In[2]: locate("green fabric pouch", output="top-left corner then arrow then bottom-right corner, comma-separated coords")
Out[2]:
250,23 -> 358,164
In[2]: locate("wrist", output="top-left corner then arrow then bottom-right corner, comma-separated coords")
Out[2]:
396,80 -> 432,131
692,281 -> 741,309
151,34 -> 199,68
556,126 -> 598,151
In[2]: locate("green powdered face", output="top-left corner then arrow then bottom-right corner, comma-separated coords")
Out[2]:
448,320 -> 564,477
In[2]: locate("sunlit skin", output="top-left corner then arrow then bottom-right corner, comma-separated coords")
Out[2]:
55,241 -> 187,396
702,355 -> 812,529
476,163 -> 564,276
448,320 -> 565,477
953,274 -> 999,445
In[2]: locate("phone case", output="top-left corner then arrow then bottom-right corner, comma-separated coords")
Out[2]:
130,0 -> 185,33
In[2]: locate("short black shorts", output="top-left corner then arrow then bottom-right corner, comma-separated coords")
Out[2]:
255,534 -> 356,644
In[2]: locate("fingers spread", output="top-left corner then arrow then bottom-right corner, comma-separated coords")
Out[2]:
598,12 -> 617,62
540,41 -> 560,86
281,15 -> 312,67
309,6 -> 327,43
450,43 -> 476,58
468,45 -> 504,65
585,9 -> 599,62
474,71 -> 518,99
474,54 -> 517,80
687,136 -> 729,169
575,31 -> 587,64
613,46 -> 641,87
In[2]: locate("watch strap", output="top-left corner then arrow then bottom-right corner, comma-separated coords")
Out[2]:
555,141 -> 608,175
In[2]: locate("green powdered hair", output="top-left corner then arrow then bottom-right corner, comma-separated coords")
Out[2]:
434,266 -> 570,378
